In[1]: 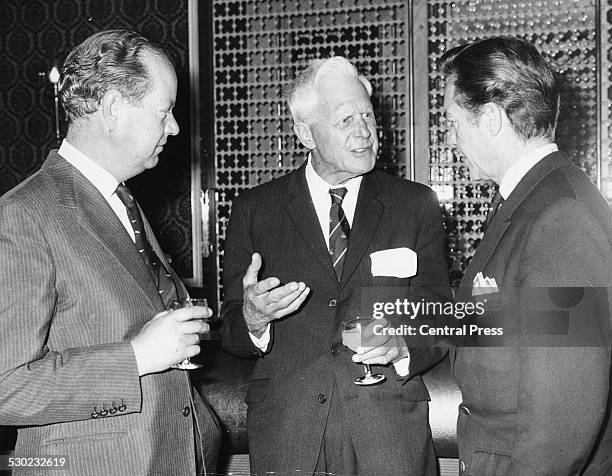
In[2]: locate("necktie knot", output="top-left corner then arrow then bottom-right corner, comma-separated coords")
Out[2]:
490,190 -> 504,212
115,183 -> 135,208
483,190 -> 505,232
329,187 -> 348,205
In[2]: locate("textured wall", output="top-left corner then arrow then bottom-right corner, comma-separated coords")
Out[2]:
0,0 -> 195,278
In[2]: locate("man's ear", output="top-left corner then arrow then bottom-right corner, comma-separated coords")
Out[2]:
100,90 -> 124,132
481,102 -> 503,137
293,122 -> 316,149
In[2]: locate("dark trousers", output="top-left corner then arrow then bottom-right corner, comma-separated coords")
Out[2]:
315,382 -> 436,476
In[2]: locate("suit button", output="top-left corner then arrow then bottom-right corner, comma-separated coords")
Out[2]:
100,409 -> 108,417
317,394 -> 326,404
109,407 -> 117,414
182,406 -> 191,417
331,346 -> 340,355
459,460 -> 466,473
461,405 -> 471,415
91,412 -> 99,418
118,404 -> 126,412
328,299 -> 337,307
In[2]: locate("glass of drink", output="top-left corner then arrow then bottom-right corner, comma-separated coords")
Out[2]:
170,298 -> 212,370
341,316 -> 389,385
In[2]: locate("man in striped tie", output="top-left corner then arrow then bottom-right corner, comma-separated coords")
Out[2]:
0,30 -> 220,475
220,56 -> 450,475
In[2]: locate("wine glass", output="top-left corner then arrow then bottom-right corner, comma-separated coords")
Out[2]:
341,316 -> 389,385
170,298 -> 212,370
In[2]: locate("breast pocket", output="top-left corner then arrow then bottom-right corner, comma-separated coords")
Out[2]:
245,378 -> 270,404
470,449 -> 511,475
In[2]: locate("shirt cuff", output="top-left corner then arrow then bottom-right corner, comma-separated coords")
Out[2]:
249,324 -> 271,351
393,356 -> 411,377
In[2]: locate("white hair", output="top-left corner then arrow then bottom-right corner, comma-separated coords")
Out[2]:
284,56 -> 372,123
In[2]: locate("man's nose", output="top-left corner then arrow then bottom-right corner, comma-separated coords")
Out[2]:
166,115 -> 180,136
352,116 -> 371,138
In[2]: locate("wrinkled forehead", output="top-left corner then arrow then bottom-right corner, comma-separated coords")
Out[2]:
316,76 -> 371,109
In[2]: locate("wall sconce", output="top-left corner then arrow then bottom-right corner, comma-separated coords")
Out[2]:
48,64 -> 61,144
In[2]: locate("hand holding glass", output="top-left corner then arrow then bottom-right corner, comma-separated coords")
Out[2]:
342,317 -> 390,385
170,298 -> 213,370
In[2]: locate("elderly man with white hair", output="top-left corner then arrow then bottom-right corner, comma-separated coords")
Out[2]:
220,56 -> 450,475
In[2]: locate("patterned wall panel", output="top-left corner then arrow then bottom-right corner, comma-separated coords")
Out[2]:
427,0 -> 604,286
0,0 -> 194,278
602,0 -> 612,200
212,0 -> 410,299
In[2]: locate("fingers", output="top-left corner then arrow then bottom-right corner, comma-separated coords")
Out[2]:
267,282 -> 306,306
181,319 -> 210,335
242,252 -> 263,287
168,306 -> 212,321
256,282 -> 310,318
352,336 -> 406,365
184,344 -> 201,359
279,285 -> 310,316
352,345 -> 395,365
251,276 -> 282,295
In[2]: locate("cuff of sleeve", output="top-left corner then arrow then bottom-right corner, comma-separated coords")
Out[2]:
393,356 -> 411,377
249,324 -> 271,351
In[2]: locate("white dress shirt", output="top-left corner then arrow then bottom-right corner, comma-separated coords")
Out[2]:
250,157 -> 410,376
499,143 -> 558,199
58,140 -> 135,242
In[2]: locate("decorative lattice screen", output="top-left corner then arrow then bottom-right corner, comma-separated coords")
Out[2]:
211,0 -> 611,295
427,0 -> 606,285
212,0 -> 410,299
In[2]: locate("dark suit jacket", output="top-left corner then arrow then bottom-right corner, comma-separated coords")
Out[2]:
453,152 -> 612,475
0,151 -> 221,475
220,164 -> 450,474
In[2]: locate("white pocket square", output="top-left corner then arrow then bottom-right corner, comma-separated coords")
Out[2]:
370,247 -> 417,278
472,272 -> 499,296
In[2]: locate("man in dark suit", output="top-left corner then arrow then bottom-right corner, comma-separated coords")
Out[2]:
441,36 -> 612,474
0,30 -> 221,475
220,57 -> 450,475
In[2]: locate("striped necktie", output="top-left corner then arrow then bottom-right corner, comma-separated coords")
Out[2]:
115,183 -> 178,306
115,183 -> 155,271
329,187 -> 350,280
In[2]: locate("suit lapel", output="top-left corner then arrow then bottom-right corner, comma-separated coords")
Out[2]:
339,172 -> 384,289
461,151 -> 571,289
285,165 -> 338,283
45,152 -> 164,311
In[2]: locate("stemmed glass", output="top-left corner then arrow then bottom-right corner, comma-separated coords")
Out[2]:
342,316 -> 389,385
171,298 -> 213,370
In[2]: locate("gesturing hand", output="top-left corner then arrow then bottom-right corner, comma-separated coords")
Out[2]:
242,253 -> 310,336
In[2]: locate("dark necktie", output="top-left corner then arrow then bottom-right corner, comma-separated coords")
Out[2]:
483,190 -> 505,233
329,187 -> 350,280
115,183 -> 178,305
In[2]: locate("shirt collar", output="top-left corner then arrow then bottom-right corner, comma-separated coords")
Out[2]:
304,153 -> 362,198
499,143 -> 558,199
58,139 -> 120,200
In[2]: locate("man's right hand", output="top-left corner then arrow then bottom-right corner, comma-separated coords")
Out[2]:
243,252 -> 310,337
130,306 -> 210,376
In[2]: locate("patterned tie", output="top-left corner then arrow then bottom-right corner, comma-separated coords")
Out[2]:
329,187 -> 350,280
483,190 -> 505,233
115,183 -> 178,306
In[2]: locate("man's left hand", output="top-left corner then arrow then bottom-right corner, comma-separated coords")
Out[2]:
351,334 -> 409,365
